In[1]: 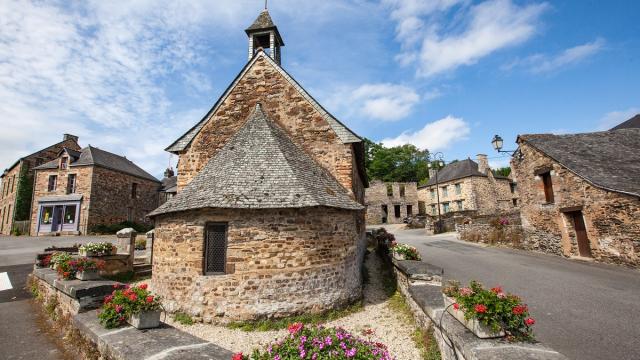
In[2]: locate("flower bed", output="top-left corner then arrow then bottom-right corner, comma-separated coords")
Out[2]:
390,243 -> 421,261
79,242 -> 116,257
234,323 -> 394,359
443,280 -> 535,341
98,283 -> 162,329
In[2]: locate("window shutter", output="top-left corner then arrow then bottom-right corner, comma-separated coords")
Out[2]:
205,223 -> 228,274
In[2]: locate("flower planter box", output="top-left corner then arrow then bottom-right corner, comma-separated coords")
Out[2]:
128,310 -> 161,329
76,269 -> 101,281
443,295 -> 505,339
79,249 -> 115,257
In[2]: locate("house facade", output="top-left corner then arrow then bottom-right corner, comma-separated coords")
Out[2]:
0,134 -> 80,235
418,155 -> 517,217
512,129 -> 640,267
365,181 -> 419,224
31,146 -> 160,236
149,10 -> 367,322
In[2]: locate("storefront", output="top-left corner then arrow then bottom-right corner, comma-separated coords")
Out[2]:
35,195 -> 82,235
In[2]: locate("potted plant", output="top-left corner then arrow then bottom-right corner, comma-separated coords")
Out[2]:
35,254 -> 52,268
56,256 -> 76,280
73,257 -> 106,281
98,284 -> 162,330
49,252 -> 72,271
390,243 -> 421,261
79,242 -> 116,257
442,280 -> 536,341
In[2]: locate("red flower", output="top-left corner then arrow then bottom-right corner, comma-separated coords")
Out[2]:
146,296 -> 154,303
288,322 -> 303,334
512,305 -> 527,315
129,294 -> 138,302
139,283 -> 148,290
490,286 -> 503,294
113,284 -> 120,289
453,303 -> 460,310
525,317 -> 536,326
474,304 -> 487,313
232,353 -> 244,360
104,295 -> 113,304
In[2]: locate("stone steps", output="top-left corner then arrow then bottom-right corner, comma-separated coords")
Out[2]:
133,263 -> 152,277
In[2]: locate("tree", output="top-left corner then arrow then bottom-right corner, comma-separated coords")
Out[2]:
493,167 -> 511,177
363,138 -> 429,183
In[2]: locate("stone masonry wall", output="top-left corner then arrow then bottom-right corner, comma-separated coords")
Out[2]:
30,166 -> 93,235
177,55 -> 358,199
366,181 -> 419,224
152,207 -> 362,323
512,142 -> 640,267
88,166 -> 159,228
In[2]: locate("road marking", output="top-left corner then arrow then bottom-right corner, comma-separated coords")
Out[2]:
0,272 -> 12,291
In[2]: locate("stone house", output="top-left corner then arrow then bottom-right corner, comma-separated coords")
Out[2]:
148,10 -> 367,323
31,146 -> 160,236
365,181 -> 419,224
511,128 -> 640,267
159,168 -> 177,206
0,134 -> 80,235
418,155 -> 517,217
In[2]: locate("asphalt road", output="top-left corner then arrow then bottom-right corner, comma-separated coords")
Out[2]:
385,226 -> 640,360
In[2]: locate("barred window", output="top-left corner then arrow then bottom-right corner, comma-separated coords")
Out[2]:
204,223 -> 228,275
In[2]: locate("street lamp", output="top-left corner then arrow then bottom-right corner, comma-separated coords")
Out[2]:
428,152 -> 445,234
491,134 -> 516,154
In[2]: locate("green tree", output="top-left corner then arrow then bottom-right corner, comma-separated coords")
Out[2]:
364,138 -> 429,183
493,167 -> 511,177
14,164 -> 33,221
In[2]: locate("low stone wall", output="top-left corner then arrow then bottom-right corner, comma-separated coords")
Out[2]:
388,258 -> 568,360
456,211 -> 524,248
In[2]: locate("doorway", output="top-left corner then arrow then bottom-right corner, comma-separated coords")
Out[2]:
569,211 -> 591,257
381,205 -> 388,224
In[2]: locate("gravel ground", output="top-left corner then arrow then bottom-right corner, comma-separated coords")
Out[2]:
166,252 -> 422,359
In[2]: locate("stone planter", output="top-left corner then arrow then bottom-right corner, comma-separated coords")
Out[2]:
128,310 -> 161,330
79,249 -> 115,257
392,252 -> 406,261
76,269 -> 101,281
443,295 -> 505,339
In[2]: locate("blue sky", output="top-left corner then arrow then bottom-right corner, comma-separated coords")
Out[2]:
1,0 -> 638,177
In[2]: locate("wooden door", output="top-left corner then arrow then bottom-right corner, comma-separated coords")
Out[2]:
572,212 -> 591,257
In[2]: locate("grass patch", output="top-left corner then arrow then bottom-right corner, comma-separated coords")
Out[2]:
227,301 -> 364,332
173,312 -> 194,326
45,296 -> 59,321
413,327 -> 442,360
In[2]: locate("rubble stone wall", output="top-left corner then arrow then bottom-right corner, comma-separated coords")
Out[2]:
365,181 -> 419,224
152,206 -> 363,322
512,142 -> 640,267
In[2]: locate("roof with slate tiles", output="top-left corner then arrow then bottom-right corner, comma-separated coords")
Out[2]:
421,159 -> 507,187
518,128 -> 640,197
165,51 -> 361,153
150,104 -> 363,217
610,114 -> 640,130
34,146 -> 159,183
245,9 -> 284,45
161,176 -> 177,193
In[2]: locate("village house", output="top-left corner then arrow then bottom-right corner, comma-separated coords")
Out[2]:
418,154 -> 517,217
0,134 -> 81,235
31,146 -> 160,236
148,10 -> 367,322
365,181 -> 419,224
511,127 -> 640,267
158,167 -> 177,206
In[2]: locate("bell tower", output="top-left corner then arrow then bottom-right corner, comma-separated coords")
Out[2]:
245,8 -> 284,64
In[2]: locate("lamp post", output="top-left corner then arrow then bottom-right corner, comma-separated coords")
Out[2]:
491,135 -> 516,154
428,152 -> 445,234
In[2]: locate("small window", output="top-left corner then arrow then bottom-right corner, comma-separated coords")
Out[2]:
386,184 -> 393,197
64,205 -> 77,224
540,172 -> 554,203
443,202 -> 450,213
510,183 -> 517,194
406,205 -> 413,215
456,200 -> 463,211
48,175 -> 57,192
513,199 -> 518,206
431,205 -> 437,215
67,174 -> 77,194
455,183 -> 461,195
131,183 -> 138,199
41,206 -> 53,224
394,205 -> 401,218
418,201 -> 426,215
204,223 -> 228,274
442,186 -> 448,197
430,189 -> 435,199
11,175 -> 15,193
400,185 -> 406,197
60,157 -> 68,169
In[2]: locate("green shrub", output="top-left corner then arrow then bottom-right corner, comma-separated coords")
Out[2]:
173,312 -> 194,325
135,238 -> 147,250
89,221 -> 153,235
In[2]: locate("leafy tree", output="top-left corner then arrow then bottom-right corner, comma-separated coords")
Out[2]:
493,167 -> 511,177
364,138 -> 429,183
14,165 -> 33,221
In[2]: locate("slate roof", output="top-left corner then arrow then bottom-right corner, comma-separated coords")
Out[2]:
34,146 -> 159,183
63,147 -> 82,160
150,104 -> 363,217
519,128 -> 640,197
165,51 -> 361,153
422,159 -> 493,187
246,9 -> 276,31
161,176 -> 177,194
610,114 -> 640,130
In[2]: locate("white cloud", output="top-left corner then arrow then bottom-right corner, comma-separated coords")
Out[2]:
504,38 -> 605,73
326,83 -> 420,122
597,108 -> 639,130
381,116 -> 470,150
385,0 -> 548,77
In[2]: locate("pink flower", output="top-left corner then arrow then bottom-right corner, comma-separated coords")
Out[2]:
474,304 -> 487,313
146,296 -> 154,303
512,305 -> 527,315
231,353 -> 244,360
525,317 -> 536,326
113,284 -> 120,289
497,292 -> 506,299
104,295 -> 113,304
138,283 -> 148,290
453,303 -> 460,310
129,294 -> 138,302
491,286 -> 503,294
288,322 -> 303,335
115,305 -> 123,313
459,287 -> 473,296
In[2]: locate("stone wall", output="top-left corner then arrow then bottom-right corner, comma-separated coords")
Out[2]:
512,142 -> 640,267
152,207 -> 362,323
177,54 -> 359,199
365,181 -> 419,224
89,166 -> 159,228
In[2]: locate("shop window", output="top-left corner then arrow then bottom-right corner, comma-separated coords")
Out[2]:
41,206 -> 53,224
204,223 -> 228,274
64,205 -> 77,224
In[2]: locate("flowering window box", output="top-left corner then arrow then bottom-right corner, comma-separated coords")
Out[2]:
76,269 -> 101,281
128,310 -> 161,329
443,294 -> 505,338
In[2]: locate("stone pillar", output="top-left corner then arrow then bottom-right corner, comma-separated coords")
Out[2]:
116,228 -> 137,269
477,154 -> 489,174
146,229 -> 155,265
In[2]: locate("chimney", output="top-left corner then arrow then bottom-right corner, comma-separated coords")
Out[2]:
429,169 -> 437,179
477,154 -> 489,174
164,167 -> 175,178
63,134 -> 79,143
